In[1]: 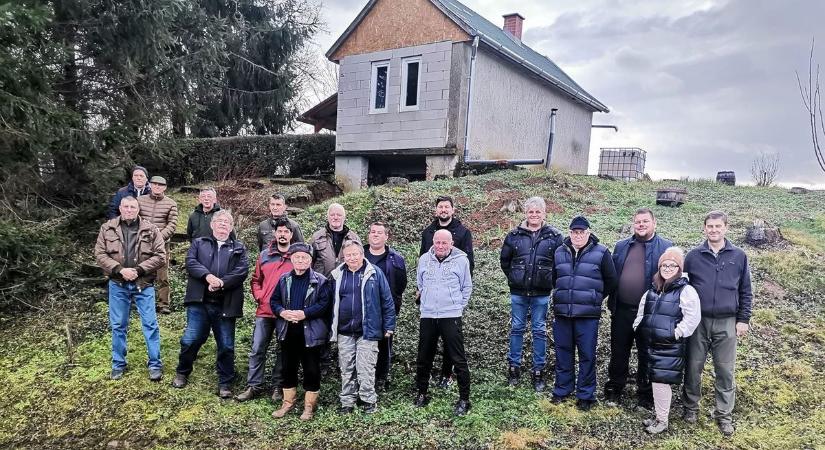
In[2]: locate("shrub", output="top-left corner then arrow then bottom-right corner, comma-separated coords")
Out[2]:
137,134 -> 335,185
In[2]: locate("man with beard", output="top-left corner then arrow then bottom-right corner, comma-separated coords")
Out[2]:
236,219 -> 295,403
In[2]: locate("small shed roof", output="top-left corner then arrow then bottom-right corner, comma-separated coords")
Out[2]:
297,93 -> 338,131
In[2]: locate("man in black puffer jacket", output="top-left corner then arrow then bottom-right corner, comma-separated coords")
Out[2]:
500,196 -> 563,392
551,216 -> 618,411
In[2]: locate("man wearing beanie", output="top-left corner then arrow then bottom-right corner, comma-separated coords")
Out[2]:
682,211 -> 753,436
270,242 -> 333,421
605,208 -> 673,409
551,215 -> 618,411
107,166 -> 150,219
632,247 -> 701,434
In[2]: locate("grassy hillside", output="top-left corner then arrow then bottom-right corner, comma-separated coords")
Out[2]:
1,170 -> 824,449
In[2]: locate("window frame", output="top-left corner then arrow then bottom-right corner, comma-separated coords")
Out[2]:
399,56 -> 422,112
369,60 -> 390,114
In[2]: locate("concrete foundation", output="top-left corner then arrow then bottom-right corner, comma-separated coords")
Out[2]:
335,155 -> 369,192
425,154 -> 458,180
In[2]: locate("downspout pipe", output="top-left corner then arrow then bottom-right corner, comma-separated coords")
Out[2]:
462,36 -> 545,167
592,124 -> 619,132
545,108 -> 558,169
462,36 -> 479,162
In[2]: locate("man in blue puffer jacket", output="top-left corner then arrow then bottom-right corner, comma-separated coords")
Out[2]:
552,216 -> 618,411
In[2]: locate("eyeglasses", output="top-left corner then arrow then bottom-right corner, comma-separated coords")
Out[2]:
660,263 -> 680,270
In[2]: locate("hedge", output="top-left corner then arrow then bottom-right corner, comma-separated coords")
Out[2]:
138,134 -> 335,185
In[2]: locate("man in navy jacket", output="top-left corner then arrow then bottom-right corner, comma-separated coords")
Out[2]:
605,208 -> 673,409
682,211 -> 752,437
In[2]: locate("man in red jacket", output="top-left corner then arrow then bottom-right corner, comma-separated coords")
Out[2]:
236,219 -> 296,402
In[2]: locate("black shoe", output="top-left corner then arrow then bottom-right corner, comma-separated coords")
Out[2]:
363,402 -> 377,414
235,386 -> 263,402
148,368 -> 163,382
507,365 -> 521,386
110,369 -> 125,380
171,373 -> 188,389
218,385 -> 233,399
454,399 -> 472,416
338,405 -> 355,415
576,399 -> 597,412
413,393 -> 430,408
375,377 -> 388,393
551,395 -> 568,404
531,370 -> 546,392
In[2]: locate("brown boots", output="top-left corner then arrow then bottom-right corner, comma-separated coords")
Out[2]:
271,388 -> 319,421
272,388 -> 297,418
300,391 -> 319,421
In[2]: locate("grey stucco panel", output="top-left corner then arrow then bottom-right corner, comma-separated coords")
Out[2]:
335,41 -> 453,152
446,42 -> 471,151
464,47 -> 596,173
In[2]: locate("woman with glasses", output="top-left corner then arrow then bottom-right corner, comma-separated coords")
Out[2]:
633,247 -> 701,434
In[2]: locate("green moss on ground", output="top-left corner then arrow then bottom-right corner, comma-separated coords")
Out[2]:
2,170 -> 824,449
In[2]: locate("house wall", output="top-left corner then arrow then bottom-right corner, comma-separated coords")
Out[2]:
465,46 -> 595,173
329,0 -> 469,61
335,41 -> 453,152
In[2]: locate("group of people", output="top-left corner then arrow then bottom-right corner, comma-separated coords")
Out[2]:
95,166 -> 753,435
500,197 -> 752,436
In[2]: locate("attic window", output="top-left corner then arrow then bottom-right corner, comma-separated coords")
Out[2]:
400,57 -> 421,112
370,61 -> 389,114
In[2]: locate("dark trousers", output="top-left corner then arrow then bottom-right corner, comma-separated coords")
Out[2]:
605,304 -> 652,401
246,317 -> 284,388
552,316 -> 599,401
176,302 -> 237,386
281,324 -> 322,392
416,317 -> 470,400
376,334 -> 393,382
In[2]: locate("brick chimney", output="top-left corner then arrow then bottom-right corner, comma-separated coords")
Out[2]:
502,13 -> 525,40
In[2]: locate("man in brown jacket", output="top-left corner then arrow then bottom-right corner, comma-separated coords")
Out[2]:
138,176 -> 178,314
308,203 -> 361,277
94,196 -> 167,381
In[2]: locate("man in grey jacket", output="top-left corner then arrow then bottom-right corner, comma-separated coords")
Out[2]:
414,229 -> 473,416
682,211 -> 753,437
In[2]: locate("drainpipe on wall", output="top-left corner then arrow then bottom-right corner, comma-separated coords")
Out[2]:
461,36 -> 545,167
545,108 -> 558,169
462,36 -> 480,162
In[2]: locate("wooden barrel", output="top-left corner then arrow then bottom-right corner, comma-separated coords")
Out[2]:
656,187 -> 687,207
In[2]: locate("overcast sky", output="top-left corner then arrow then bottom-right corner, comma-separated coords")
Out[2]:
310,0 -> 825,187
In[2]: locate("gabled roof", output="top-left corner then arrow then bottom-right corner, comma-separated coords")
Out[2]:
326,0 -> 609,113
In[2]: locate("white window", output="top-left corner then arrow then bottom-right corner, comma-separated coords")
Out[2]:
370,61 -> 390,114
400,57 -> 422,112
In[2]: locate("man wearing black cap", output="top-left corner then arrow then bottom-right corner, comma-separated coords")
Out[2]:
551,216 -> 618,411
138,176 -> 179,314
107,166 -> 150,219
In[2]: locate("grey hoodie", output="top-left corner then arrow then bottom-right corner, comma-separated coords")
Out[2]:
416,247 -> 472,318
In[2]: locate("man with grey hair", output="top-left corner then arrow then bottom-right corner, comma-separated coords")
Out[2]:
257,193 -> 304,250
308,203 -> 361,277
329,240 -> 396,414
682,211 -> 752,436
107,166 -> 150,219
187,187 -> 233,241
173,209 -> 250,398
500,196 -> 563,391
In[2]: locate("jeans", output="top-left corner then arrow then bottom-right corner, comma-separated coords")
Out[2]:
246,317 -> 284,388
108,281 -> 162,371
508,294 -> 550,370
175,302 -> 237,386
416,317 -> 471,400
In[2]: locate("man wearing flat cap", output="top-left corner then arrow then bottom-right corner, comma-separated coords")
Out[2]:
551,216 -> 618,411
138,176 -> 179,314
